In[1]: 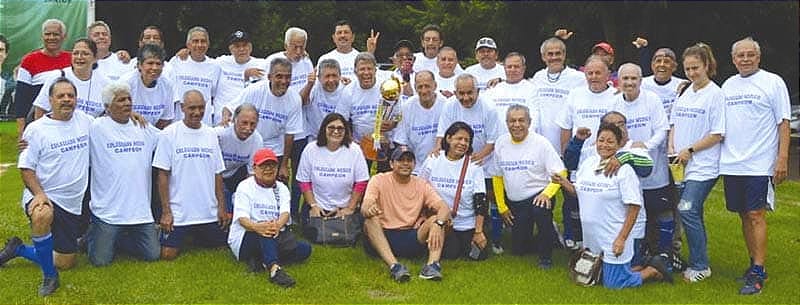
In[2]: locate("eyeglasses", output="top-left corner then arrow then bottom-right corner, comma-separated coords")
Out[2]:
327,126 -> 346,133
256,162 -> 278,170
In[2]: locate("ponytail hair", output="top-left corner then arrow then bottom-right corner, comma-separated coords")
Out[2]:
682,42 -> 717,79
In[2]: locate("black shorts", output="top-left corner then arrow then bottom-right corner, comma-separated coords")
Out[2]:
723,175 -> 773,212
160,222 -> 228,249
25,200 -> 85,254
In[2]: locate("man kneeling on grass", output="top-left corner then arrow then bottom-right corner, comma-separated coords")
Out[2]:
362,149 -> 451,282
228,148 -> 311,288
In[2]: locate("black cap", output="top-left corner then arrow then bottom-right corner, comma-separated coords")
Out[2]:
390,149 -> 415,161
227,30 -> 250,45
394,39 -> 414,52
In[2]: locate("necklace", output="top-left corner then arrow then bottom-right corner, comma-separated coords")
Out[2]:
547,70 -> 562,83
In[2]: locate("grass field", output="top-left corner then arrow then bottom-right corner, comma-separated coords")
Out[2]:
1,121 -> 798,304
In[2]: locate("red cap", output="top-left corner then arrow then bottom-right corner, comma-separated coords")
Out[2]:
592,42 -> 615,56
253,148 -> 278,165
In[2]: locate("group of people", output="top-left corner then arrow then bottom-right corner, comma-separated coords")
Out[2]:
0,17 -> 790,297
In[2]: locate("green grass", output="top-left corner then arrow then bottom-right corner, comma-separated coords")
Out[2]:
1,121 -> 799,304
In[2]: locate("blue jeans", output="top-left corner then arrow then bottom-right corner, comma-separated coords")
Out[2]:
86,214 -> 160,266
677,178 -> 718,271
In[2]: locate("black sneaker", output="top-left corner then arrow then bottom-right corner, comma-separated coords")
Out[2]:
389,263 -> 411,283
0,236 -> 23,267
38,276 -> 60,296
269,268 -> 295,288
647,255 -> 673,283
418,262 -> 442,281
739,272 -> 764,295
538,257 -> 553,270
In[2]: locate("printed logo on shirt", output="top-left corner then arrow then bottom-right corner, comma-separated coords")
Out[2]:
176,146 -> 215,159
412,123 -> 438,137
223,70 -> 245,83
492,97 -> 526,107
106,140 -> 146,153
430,175 -> 473,190
576,108 -> 609,120
314,166 -> 352,178
133,104 -> 167,118
253,202 -> 280,220
76,98 -> 103,115
50,135 -> 89,153
353,104 -> 378,116
471,123 -> 484,135
318,102 -> 336,114
497,159 -> 536,172
290,74 -> 308,88
725,94 -> 760,106
672,106 -> 706,119
536,87 -> 571,100
258,109 -> 288,124
626,115 -> 651,130
577,180 -> 614,192
177,75 -> 213,88
222,152 -> 251,163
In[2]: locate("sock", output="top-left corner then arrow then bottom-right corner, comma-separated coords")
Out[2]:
14,244 -> 40,265
752,264 -> 765,277
657,218 -> 675,253
32,233 -> 58,278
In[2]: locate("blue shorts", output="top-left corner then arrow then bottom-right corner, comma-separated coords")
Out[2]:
602,261 -> 643,289
364,228 -> 425,258
25,200 -> 85,254
160,222 -> 228,249
723,175 -> 773,212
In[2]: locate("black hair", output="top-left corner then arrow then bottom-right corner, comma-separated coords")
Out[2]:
441,121 -> 474,156
597,122 -> 624,144
316,112 -> 352,148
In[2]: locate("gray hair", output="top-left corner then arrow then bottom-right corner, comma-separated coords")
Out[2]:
354,52 -> 377,69
585,55 -> 610,72
101,82 -> 131,106
504,52 -> 526,65
617,63 -> 642,77
233,102 -> 259,121
88,20 -> 111,36
183,89 -> 205,102
506,104 -> 531,123
455,73 -> 477,87
539,37 -> 566,55
284,27 -> 308,45
185,26 -> 209,44
317,59 -> 341,78
438,46 -> 457,57
138,43 -> 166,63
42,19 -> 67,35
269,57 -> 293,75
731,36 -> 761,55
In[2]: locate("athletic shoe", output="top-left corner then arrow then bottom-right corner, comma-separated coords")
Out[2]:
736,267 -> 768,283
269,268 -> 295,288
683,268 -> 712,283
669,251 -> 687,272
564,239 -> 576,250
76,235 -> 88,254
739,272 -> 764,295
0,236 -> 23,266
246,257 -> 265,273
38,276 -> 60,296
538,257 -> 553,270
389,263 -> 410,283
491,242 -> 504,255
418,262 -> 442,281
647,255 -> 673,283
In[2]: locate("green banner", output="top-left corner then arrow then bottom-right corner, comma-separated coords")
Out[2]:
0,0 -> 88,73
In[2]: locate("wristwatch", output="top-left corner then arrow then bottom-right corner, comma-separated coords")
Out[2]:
435,219 -> 446,227
688,147 -> 695,154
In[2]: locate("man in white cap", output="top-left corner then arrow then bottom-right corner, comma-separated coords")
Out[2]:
464,37 -> 504,91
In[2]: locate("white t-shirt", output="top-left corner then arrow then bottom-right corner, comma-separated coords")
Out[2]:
393,95 -> 447,174
642,75 -> 686,118
34,68 -> 112,117
122,70 -> 176,125
720,70 -> 791,176
613,90 -> 670,189
317,48 -> 359,79
169,56 -> 221,125
437,96 -> 500,176
305,82 -> 349,140
89,117 -> 159,225
214,126 -> 263,179
530,67 -> 586,152
464,63 -> 505,91
96,52 -> 132,81
296,141 -> 369,211
264,52 -> 315,138
152,121 -> 225,226
228,177 -> 290,260
336,83 -> 401,142
435,72 -> 459,94
215,55 -> 265,122
481,79 -> 539,133
412,52 -> 463,75
556,86 -> 617,148
225,81 -> 304,156
18,111 -> 93,215
575,154 -> 643,264
670,83 -> 725,181
420,154 -> 485,231
494,132 -> 565,201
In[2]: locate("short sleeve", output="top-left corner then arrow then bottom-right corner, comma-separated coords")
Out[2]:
352,145 -> 369,182
296,144 -> 314,183
151,130 -> 173,170
617,165 -> 643,207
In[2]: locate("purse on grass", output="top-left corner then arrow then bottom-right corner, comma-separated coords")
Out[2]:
304,213 -> 362,247
568,248 -> 604,286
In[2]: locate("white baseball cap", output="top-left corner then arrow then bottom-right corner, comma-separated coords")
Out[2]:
475,37 -> 497,50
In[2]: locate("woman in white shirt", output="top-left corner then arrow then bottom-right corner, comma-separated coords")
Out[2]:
297,113 -> 369,236
668,43 -> 725,283
420,121 -> 488,260
558,123 -> 671,289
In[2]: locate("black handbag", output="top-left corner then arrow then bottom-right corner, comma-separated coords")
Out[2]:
568,248 -> 604,286
304,213 -> 362,247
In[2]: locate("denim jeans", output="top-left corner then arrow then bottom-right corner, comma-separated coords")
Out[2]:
677,178 -> 718,270
86,214 -> 160,266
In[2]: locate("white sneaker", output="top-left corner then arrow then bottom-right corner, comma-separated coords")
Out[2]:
683,268 -> 712,282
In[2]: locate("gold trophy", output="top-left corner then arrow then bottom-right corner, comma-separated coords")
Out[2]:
363,75 -> 403,161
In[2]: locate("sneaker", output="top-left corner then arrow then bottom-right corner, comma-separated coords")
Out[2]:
389,263 -> 411,283
669,251 -> 686,272
418,262 -> 442,281
538,257 -> 553,270
657,252 -> 673,273
564,239 -> 576,250
739,272 -> 764,295
38,276 -> 60,296
647,255 -> 673,283
491,242 -> 504,255
269,268 -> 295,288
76,235 -> 88,254
683,268 -> 712,283
246,257 -> 265,273
0,236 -> 23,266
736,267 -> 768,283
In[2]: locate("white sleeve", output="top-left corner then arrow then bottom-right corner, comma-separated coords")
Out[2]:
334,92 -> 352,120
352,145 -> 370,182
212,138 -> 226,174
542,138 -> 567,174
709,90 -> 726,135
151,131 -> 173,170
278,183 -> 291,214
160,81 -> 176,121
17,127 -> 41,170
295,145 -> 313,183
232,186 -> 252,226
555,95 -> 574,130
644,103 -> 669,149
771,75 -> 792,123
418,156 -> 434,181
246,132 -> 262,175
393,103 -> 411,145
618,165 -> 643,207
33,76 -> 57,112
484,105 -> 501,144
472,164 -> 486,193
435,105 -> 451,138
285,95 -> 304,135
